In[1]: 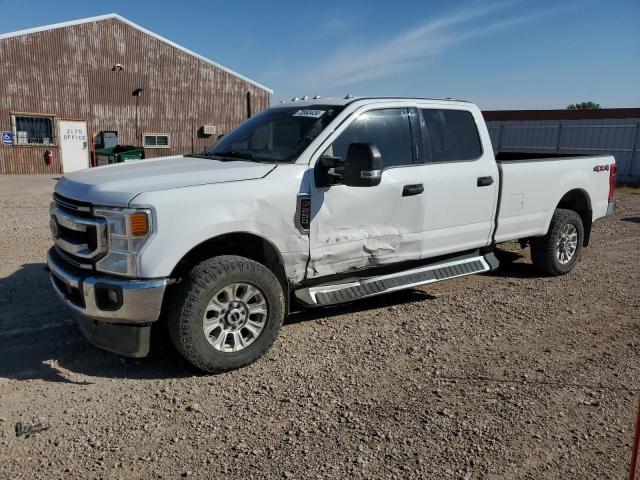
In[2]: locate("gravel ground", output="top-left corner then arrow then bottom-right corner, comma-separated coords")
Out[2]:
0,175 -> 638,479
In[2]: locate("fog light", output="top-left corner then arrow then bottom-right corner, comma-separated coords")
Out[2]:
95,285 -> 123,311
107,289 -> 119,303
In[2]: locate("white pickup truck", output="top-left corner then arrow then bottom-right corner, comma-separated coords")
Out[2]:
47,97 -> 616,372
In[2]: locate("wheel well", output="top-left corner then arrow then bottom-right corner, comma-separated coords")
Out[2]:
171,232 -> 289,300
557,189 -> 592,246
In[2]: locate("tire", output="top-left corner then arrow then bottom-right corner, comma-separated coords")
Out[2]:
168,255 -> 285,373
530,208 -> 584,276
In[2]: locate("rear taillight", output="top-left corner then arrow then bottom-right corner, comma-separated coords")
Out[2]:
608,163 -> 617,200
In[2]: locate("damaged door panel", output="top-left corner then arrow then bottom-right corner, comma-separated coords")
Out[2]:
308,165 -> 427,277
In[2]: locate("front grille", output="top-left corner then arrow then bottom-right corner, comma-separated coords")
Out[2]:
49,248 -> 87,308
59,224 -> 88,244
53,193 -> 92,216
55,247 -> 92,269
51,194 -> 107,269
87,226 -> 97,250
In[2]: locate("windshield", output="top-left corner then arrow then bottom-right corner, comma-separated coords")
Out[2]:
202,105 -> 344,163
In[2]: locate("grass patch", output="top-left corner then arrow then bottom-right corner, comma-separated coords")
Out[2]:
616,186 -> 640,195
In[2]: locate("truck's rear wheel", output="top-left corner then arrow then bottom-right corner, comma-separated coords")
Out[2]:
530,208 -> 583,276
168,255 -> 285,373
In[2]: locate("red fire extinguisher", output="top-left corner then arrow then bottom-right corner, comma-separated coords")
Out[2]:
44,150 -> 54,165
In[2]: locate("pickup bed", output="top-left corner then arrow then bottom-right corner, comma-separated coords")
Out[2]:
47,97 -> 616,372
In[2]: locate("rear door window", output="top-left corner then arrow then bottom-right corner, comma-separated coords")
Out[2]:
420,109 -> 482,162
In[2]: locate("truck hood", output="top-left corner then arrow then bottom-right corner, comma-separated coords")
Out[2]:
55,155 -> 277,206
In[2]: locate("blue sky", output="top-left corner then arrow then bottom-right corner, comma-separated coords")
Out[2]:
1,0 -> 638,109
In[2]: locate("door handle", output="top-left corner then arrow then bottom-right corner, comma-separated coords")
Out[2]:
477,176 -> 494,187
402,183 -> 424,196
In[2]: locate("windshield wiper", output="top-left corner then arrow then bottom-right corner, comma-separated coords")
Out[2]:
212,150 -> 254,160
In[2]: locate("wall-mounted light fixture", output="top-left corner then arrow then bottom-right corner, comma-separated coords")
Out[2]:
132,88 -> 144,142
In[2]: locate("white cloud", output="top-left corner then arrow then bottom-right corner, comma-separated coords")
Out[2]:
272,1 -> 577,95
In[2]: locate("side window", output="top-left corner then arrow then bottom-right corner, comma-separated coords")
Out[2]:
328,108 -> 414,168
421,109 -> 482,162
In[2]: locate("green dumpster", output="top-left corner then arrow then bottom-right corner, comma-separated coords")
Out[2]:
96,145 -> 145,166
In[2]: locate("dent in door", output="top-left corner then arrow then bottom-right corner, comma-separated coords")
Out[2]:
309,227 -> 409,277
307,188 -> 421,277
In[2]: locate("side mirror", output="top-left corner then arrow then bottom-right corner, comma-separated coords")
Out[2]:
343,142 -> 382,187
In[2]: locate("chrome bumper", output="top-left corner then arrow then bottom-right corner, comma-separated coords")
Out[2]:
47,249 -> 167,324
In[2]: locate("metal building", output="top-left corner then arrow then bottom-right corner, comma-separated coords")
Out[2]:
0,14 -> 272,174
483,108 -> 640,185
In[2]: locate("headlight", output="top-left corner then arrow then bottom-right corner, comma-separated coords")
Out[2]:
94,207 -> 153,276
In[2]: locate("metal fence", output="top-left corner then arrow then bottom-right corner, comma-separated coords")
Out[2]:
487,118 -> 640,184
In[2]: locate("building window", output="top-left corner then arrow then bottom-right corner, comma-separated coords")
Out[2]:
12,114 -> 55,145
143,133 -> 170,148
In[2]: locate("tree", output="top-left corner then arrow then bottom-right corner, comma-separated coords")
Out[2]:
567,101 -> 601,110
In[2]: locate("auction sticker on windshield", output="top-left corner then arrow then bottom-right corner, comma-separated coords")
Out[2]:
293,109 -> 326,118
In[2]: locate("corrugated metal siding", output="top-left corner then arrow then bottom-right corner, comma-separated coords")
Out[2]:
0,18 -> 270,174
2,146 -> 61,175
484,108 -> 640,121
487,118 -> 640,184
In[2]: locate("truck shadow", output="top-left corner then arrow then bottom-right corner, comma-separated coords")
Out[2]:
0,262 -> 88,384
0,262 -> 435,383
484,248 -> 542,279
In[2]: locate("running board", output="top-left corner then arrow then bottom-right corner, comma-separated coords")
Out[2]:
295,253 -> 497,307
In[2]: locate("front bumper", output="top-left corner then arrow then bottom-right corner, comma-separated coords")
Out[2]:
75,316 -> 152,358
47,248 -> 168,357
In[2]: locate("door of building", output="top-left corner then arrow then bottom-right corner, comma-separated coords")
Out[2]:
59,120 -> 90,172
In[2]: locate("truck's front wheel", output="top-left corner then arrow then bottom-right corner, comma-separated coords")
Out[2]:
168,255 -> 285,373
530,208 -> 584,276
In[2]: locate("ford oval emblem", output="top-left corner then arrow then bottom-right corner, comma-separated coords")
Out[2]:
50,216 -> 60,239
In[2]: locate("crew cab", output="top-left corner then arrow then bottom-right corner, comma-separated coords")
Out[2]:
47,97 -> 617,372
